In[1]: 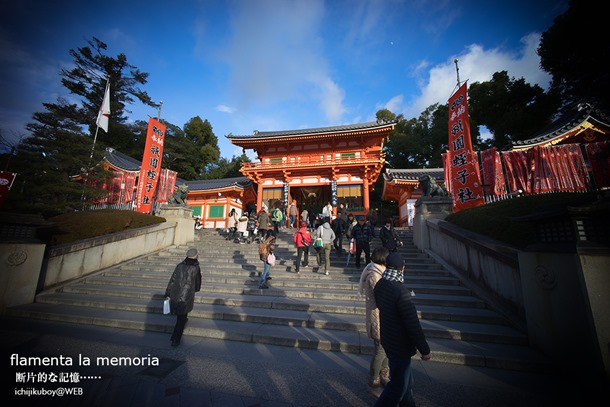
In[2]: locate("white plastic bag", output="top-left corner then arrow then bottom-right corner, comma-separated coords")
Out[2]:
267,253 -> 276,266
163,297 -> 170,314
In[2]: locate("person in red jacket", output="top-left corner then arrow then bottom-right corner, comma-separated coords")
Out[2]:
293,222 -> 311,274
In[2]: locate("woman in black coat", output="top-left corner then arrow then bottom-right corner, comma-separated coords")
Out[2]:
379,219 -> 400,252
165,247 -> 202,346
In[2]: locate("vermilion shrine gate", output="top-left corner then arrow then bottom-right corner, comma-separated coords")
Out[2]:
227,121 -> 396,220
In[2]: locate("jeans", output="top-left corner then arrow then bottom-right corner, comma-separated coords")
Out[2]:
260,262 -> 271,286
296,246 -> 309,272
374,353 -> 415,407
289,215 -> 295,227
273,221 -> 280,233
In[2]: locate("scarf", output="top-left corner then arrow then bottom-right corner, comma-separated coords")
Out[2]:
382,267 -> 404,283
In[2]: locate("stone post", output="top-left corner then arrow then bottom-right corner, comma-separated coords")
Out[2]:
0,243 -> 46,313
413,197 -> 453,250
158,205 -> 194,246
0,213 -> 49,313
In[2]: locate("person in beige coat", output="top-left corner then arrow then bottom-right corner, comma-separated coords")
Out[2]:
358,246 -> 390,398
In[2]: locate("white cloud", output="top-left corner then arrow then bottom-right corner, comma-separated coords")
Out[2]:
216,104 -> 235,114
390,33 -> 552,120
383,95 -> 404,116
218,0 -> 347,123
316,77 -> 346,122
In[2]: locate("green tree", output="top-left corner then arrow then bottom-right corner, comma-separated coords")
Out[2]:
60,37 -> 156,153
159,116 -> 221,180
5,37 -> 156,214
204,154 -> 251,180
468,71 -> 558,149
184,116 -> 220,176
382,104 -> 463,170
538,0 -> 610,112
160,120 -> 199,180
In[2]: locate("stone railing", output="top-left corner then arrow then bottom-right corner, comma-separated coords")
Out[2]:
0,205 -> 195,313
414,197 -> 610,382
43,221 -> 177,290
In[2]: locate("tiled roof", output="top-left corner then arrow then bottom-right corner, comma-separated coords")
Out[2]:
511,103 -> 610,149
178,176 -> 252,192
103,147 -> 141,172
226,120 -> 396,140
384,168 -> 445,182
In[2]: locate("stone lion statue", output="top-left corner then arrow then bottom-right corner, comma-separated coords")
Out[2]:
418,175 -> 449,198
168,184 -> 189,206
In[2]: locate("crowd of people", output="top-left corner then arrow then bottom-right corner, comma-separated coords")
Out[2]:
217,200 -> 404,267
182,201 -> 430,404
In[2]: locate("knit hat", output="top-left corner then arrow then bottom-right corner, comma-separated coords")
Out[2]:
186,248 -> 198,258
301,222 -> 307,228
356,215 -> 364,222
385,252 -> 404,270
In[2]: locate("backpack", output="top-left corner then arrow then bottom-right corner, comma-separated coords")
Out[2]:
272,208 -> 282,222
259,240 -> 269,261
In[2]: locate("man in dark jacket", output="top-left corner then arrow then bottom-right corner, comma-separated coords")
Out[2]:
165,247 -> 202,347
331,215 -> 346,254
351,216 -> 375,267
373,252 -> 431,406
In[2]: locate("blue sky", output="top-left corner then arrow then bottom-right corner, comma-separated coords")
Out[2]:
0,0 -> 567,160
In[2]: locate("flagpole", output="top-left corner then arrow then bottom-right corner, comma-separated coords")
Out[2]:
82,78 -> 110,209
89,78 -> 110,166
454,59 -> 461,87
88,125 -> 100,166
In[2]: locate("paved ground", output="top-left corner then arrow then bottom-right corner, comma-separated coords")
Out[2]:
2,317 -> 606,407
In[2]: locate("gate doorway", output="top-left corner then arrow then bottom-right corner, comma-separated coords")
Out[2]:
289,186 -> 331,218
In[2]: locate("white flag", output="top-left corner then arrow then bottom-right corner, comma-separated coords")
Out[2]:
96,81 -> 110,132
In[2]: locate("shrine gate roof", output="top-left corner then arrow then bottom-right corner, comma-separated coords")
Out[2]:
510,103 -> 610,150
226,120 -> 396,141
104,147 -> 141,172
179,176 -> 253,192
384,168 -> 445,183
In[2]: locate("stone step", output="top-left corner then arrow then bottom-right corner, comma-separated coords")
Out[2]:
41,286 -> 497,323
30,291 -> 523,343
6,302 -> 550,373
59,281 -> 484,307
28,292 -> 525,345
4,227 -> 554,374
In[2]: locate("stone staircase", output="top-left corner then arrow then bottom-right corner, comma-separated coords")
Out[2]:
5,227 -> 553,373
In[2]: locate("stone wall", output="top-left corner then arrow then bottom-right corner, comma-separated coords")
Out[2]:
43,221 -> 176,290
415,198 -> 610,381
425,218 -> 525,325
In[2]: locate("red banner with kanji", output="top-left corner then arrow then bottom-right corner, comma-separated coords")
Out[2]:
447,82 -> 484,212
481,148 -> 506,196
154,168 -> 177,203
0,172 -> 16,209
501,150 -> 532,194
122,172 -> 137,204
135,118 -> 166,213
532,144 -> 589,193
586,140 -> 610,189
